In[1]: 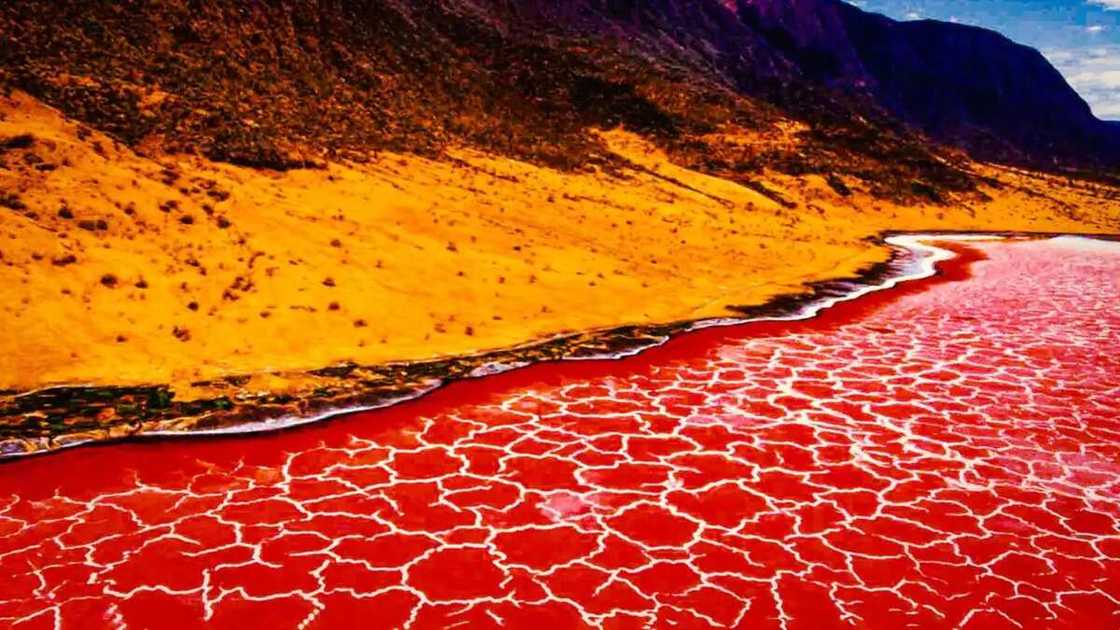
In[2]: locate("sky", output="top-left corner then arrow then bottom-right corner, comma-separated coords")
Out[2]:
851,0 -> 1120,120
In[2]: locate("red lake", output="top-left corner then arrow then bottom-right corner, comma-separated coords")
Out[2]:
2,235 -> 1119,629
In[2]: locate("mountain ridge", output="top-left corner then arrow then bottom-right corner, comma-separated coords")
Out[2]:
735,0 -> 1119,166
2,0 -> 1116,187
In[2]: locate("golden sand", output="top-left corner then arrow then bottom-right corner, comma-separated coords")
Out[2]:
1,92 -> 1116,398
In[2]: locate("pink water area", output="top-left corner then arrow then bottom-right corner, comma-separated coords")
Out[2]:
2,236 -> 1119,629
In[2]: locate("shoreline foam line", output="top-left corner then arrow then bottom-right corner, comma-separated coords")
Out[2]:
0,231 -> 1020,459
142,233 -> 995,437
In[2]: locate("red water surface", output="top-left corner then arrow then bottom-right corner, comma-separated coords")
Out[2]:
2,236 -> 1120,629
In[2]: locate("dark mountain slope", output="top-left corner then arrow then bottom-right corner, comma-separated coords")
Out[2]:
0,0 -> 793,168
1,0 -> 1114,188
734,0 -> 1120,167
0,0 -> 976,200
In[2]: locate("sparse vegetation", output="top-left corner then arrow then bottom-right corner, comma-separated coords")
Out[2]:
1,133 -> 34,150
0,0 -> 1019,200
0,192 -> 25,210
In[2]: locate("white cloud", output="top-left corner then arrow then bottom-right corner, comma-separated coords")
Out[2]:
1067,69 -> 1120,87
1088,0 -> 1120,10
1045,45 -> 1120,120
1086,25 -> 1107,33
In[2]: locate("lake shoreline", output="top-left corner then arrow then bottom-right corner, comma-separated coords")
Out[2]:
1,229 -> 1067,461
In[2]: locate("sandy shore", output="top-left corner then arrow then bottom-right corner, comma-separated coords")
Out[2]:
0,231 -> 986,456
1,91 -> 1118,406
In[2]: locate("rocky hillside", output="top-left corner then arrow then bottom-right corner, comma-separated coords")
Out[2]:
1,0 -> 1116,192
734,0 -> 1120,168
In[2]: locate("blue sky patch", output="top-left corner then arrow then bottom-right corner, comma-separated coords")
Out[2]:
851,0 -> 1120,119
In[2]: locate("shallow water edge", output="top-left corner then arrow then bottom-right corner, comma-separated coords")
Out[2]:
0,230 -> 1111,460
